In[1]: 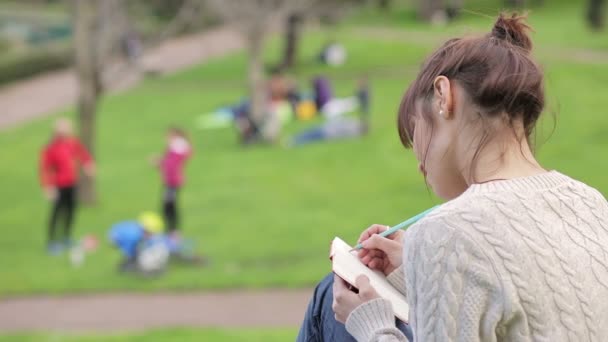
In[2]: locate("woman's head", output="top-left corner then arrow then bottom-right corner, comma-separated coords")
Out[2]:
54,117 -> 73,138
398,13 -> 545,199
167,126 -> 186,141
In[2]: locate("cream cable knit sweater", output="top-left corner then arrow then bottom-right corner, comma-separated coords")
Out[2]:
346,171 -> 608,342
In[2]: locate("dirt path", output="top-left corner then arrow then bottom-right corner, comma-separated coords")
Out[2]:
0,289 -> 313,332
0,26 -> 243,131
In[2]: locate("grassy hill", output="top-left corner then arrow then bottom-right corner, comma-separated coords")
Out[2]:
0,1 -> 607,295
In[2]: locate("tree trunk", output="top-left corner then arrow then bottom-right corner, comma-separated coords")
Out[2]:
77,80 -> 98,204
588,0 -> 605,30
246,30 -> 268,139
378,0 -> 391,10
280,13 -> 301,70
418,0 -> 444,22
73,0 -> 100,204
446,0 -> 464,19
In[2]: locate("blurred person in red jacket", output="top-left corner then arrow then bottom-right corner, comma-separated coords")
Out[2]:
40,118 -> 95,254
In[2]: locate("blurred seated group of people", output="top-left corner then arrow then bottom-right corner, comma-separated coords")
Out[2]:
198,71 -> 371,146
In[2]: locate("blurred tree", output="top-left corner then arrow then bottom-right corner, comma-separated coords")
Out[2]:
146,0 -> 188,20
72,0 -> 104,204
418,0 -> 463,23
153,0 -> 204,43
587,0 -> 605,30
278,12 -> 303,70
206,0 -> 314,142
378,0 -> 391,10
277,0 -> 365,70
72,0 -> 127,203
71,0 -> 199,203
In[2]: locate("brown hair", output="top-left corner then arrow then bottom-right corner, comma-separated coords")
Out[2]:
397,13 -> 545,173
168,126 -> 190,142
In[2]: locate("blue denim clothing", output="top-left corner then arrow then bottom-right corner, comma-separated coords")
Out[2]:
297,273 -> 413,342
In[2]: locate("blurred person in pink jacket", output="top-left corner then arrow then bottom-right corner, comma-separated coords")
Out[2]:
152,127 -> 192,235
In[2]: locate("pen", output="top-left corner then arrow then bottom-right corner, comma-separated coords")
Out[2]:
350,205 -> 440,252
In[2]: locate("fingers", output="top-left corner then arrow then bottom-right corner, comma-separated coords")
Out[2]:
358,224 -> 389,244
362,252 -> 387,271
332,274 -> 345,322
333,273 -> 348,293
333,275 -> 379,323
357,248 -> 369,260
360,249 -> 384,264
368,258 -> 385,270
332,274 -> 357,323
355,274 -> 370,288
361,234 -> 402,255
360,248 -> 389,272
355,275 -> 379,301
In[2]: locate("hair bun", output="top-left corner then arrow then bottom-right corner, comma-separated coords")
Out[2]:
491,13 -> 533,51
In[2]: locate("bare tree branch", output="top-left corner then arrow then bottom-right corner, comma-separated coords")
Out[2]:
155,0 -> 204,43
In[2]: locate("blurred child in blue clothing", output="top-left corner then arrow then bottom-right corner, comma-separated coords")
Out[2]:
109,212 -> 169,273
109,212 -> 204,274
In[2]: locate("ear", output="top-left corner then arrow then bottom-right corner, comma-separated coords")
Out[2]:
433,76 -> 453,119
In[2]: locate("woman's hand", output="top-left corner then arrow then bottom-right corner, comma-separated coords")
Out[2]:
83,163 -> 96,178
357,224 -> 404,275
332,274 -> 379,323
44,186 -> 57,201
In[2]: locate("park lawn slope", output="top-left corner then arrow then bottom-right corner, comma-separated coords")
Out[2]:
0,2 -> 607,295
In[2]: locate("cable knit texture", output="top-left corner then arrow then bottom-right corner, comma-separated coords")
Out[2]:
345,171 -> 608,341
387,268 -> 407,296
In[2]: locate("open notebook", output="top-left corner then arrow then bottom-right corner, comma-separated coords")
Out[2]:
330,237 -> 409,322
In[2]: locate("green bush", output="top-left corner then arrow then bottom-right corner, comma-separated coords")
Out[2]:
0,43 -> 72,85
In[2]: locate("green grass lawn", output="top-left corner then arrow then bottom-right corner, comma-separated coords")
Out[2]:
0,2 -> 607,296
0,328 -> 296,342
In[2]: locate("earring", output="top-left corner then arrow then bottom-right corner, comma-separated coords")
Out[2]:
439,110 -> 444,117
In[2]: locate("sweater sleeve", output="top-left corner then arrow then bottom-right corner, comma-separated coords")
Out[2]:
404,216 -> 502,342
343,248 -> 407,341
346,298 -> 408,342
386,268 -> 406,297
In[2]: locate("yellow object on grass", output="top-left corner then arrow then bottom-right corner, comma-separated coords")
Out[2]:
296,100 -> 317,121
138,211 -> 164,234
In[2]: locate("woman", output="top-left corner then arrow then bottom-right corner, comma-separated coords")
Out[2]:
40,118 -> 95,254
298,13 -> 608,341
